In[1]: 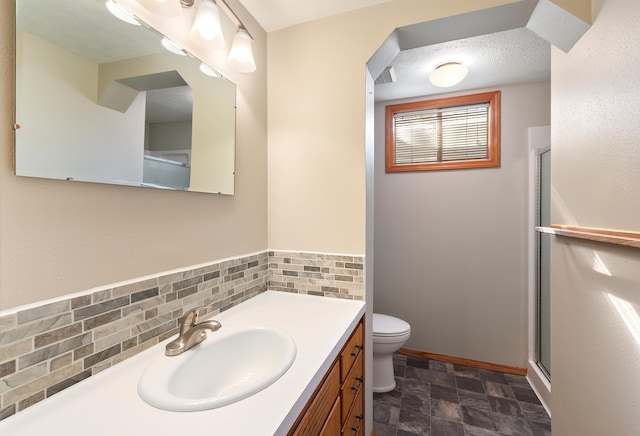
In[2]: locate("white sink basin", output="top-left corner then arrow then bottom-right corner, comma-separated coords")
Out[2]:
137,325 -> 297,412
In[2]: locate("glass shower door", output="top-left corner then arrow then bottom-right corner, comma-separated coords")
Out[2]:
537,148 -> 551,378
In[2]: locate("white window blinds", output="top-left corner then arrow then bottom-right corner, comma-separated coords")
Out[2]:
393,103 -> 489,165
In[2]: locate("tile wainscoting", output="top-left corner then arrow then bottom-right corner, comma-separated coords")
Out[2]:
268,250 -> 365,300
0,250 -> 364,421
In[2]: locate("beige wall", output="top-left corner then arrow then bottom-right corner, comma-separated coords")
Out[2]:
0,0 -> 268,310
551,0 -> 640,433
550,0 -> 592,22
267,0 -> 519,254
374,82 -> 551,368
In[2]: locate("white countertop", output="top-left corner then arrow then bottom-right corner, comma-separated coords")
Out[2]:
0,291 -> 365,436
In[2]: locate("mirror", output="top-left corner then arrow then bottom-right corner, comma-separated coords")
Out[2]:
15,0 -> 236,194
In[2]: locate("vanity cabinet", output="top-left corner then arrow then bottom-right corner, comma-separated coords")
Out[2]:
290,318 -> 365,436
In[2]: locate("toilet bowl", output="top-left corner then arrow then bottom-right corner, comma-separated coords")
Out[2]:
372,313 -> 411,393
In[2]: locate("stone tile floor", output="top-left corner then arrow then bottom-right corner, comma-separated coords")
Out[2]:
373,354 -> 551,436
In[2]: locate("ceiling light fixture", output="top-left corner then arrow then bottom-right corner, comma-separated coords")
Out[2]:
135,0 -> 257,73
428,61 -> 468,88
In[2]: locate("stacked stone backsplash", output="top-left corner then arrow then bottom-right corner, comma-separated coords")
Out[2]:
268,251 -> 364,300
0,251 -> 268,421
0,249 -> 364,422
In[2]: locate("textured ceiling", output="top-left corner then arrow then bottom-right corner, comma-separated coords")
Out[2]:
237,0 -> 549,101
19,0 -> 550,105
375,27 -> 550,102
17,0 -> 194,123
146,86 -> 194,123
17,0 -> 163,64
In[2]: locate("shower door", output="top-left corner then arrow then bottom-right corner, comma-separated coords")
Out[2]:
537,147 -> 551,378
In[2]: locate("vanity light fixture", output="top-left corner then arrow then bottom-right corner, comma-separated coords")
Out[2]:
136,0 -> 257,73
138,0 -> 182,16
227,28 -> 256,73
428,61 -> 468,88
189,0 -> 225,47
105,0 -> 141,25
161,37 -> 187,55
199,62 -> 221,77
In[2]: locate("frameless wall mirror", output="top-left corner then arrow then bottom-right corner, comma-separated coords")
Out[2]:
15,0 -> 236,195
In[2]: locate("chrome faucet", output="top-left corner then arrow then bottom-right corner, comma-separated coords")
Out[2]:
165,307 -> 222,356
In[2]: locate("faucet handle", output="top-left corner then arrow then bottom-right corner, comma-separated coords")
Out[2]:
180,306 -> 208,334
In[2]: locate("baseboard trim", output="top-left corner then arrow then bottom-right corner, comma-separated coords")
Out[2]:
398,348 -> 527,376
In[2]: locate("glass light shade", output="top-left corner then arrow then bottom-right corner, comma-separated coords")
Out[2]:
227,29 -> 256,73
106,0 -> 140,25
137,0 -> 181,17
428,62 -> 468,88
161,37 -> 186,55
199,62 -> 220,77
189,0 -> 225,47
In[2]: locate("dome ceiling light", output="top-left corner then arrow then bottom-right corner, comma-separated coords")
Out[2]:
428,61 -> 468,88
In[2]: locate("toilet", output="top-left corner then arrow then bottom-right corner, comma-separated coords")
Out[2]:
372,313 -> 411,393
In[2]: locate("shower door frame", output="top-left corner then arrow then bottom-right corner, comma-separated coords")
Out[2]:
534,146 -> 551,380
526,126 -> 551,415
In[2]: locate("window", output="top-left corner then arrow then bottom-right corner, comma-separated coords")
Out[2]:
385,91 -> 500,172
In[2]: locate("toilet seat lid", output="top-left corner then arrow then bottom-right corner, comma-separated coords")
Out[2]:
373,313 -> 411,337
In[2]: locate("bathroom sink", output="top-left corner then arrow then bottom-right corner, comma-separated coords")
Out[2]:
137,325 -> 297,412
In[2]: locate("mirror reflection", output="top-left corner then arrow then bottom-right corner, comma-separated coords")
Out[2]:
15,0 -> 236,194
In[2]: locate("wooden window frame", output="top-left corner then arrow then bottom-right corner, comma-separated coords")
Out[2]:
385,91 -> 501,172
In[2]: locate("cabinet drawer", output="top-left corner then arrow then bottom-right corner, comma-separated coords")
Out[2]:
340,350 -> 363,425
292,362 -> 341,436
340,321 -> 363,383
341,385 -> 364,436
319,397 -> 341,435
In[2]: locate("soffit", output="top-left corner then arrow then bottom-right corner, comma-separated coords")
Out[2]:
375,27 -> 550,102
237,0 -> 393,32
